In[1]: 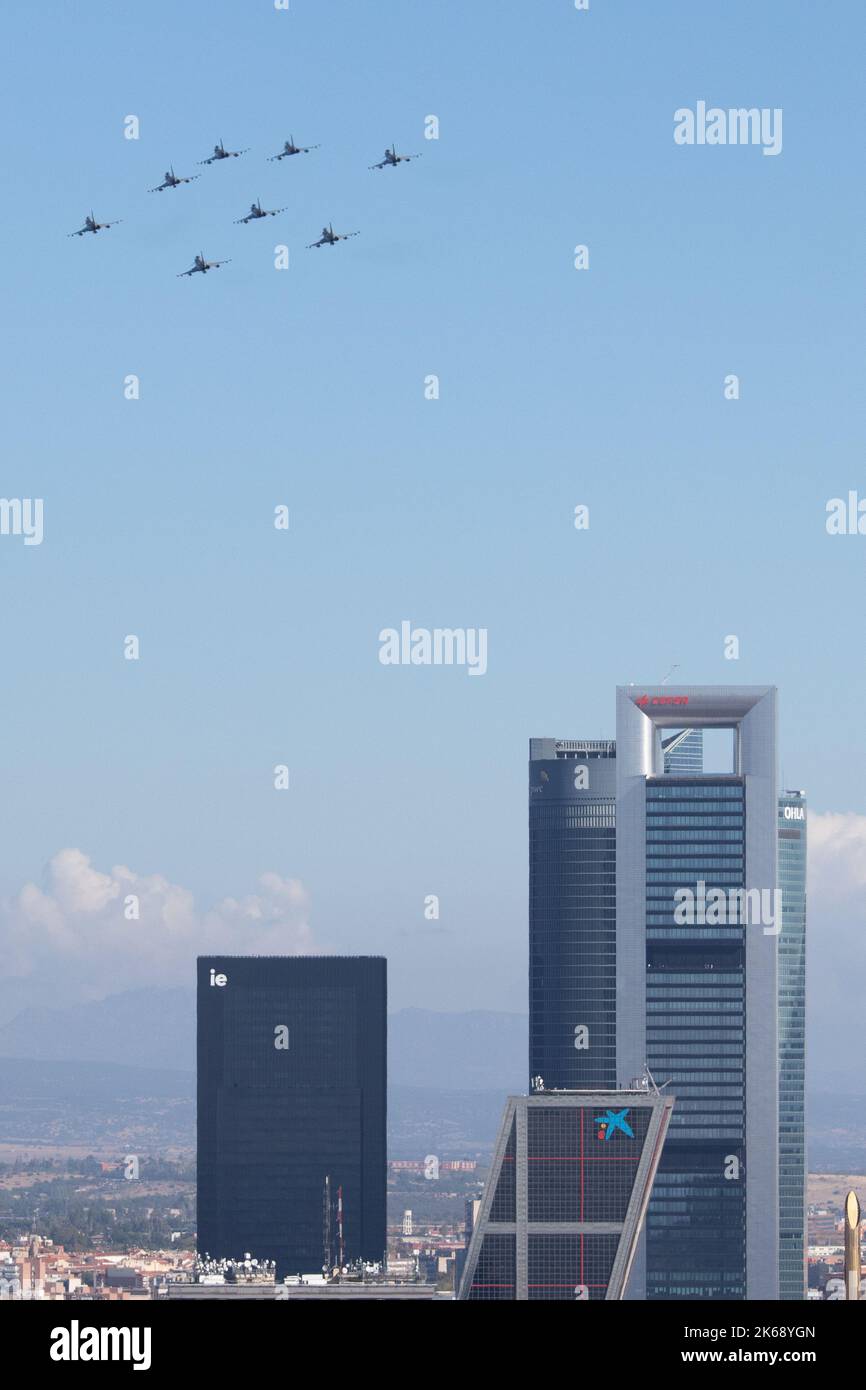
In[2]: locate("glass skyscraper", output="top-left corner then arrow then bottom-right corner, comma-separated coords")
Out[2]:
530,686 -> 801,1300
642,774 -> 748,1298
663,727 -> 704,774
618,687 -> 779,1300
529,740 -> 617,1089
197,955 -> 387,1277
778,791 -> 807,1299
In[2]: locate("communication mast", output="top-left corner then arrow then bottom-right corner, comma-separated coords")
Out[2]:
336,1185 -> 345,1271
322,1176 -> 332,1276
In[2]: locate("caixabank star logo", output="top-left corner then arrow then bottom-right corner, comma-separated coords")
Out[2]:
596,1107 -> 634,1142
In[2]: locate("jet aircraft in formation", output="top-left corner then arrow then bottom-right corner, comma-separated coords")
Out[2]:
199,139 -> 249,165
235,198 -> 287,224
69,129 -> 426,272
149,167 -> 200,193
369,144 -> 421,170
268,136 -> 320,160
177,253 -> 231,277
68,211 -> 122,237
306,223 -> 360,249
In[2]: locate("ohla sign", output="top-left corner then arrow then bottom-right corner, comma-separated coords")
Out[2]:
635,694 -> 690,708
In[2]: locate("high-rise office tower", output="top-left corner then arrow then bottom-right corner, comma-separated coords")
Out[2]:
459,1088 -> 674,1300
197,955 -> 386,1277
618,685 -> 778,1300
778,790 -> 807,1299
663,727 -> 704,773
528,739 -> 617,1090
531,686 -> 790,1301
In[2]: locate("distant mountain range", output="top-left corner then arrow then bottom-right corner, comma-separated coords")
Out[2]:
0,990 -> 858,1163
0,989 -> 527,1092
0,1052 -> 859,1167
0,1057 -> 509,1158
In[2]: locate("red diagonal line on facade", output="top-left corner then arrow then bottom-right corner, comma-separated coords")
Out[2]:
578,1106 -> 586,1217
529,1283 -> 606,1289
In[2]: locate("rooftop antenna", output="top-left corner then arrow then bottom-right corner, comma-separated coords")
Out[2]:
631,1064 -> 669,1095
323,1175 -> 332,1277
645,1064 -> 671,1094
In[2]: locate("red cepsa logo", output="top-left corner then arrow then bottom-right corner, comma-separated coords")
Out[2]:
635,694 -> 689,707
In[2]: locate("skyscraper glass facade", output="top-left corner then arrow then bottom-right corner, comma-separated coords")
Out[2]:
461,1092 -> 673,1301
663,728 -> 704,774
778,791 -> 807,1299
197,955 -> 386,1278
644,777 -> 747,1299
529,740 -> 617,1089
531,688 -> 788,1300
618,687 -> 780,1299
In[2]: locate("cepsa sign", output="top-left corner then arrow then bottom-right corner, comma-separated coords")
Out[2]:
635,694 -> 689,707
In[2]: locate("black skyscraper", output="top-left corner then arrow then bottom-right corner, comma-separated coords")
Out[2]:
197,955 -> 386,1277
529,739 -> 617,1089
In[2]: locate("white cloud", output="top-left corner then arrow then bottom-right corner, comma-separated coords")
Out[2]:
806,811 -> 866,1089
0,849 -> 317,997
808,811 -> 866,894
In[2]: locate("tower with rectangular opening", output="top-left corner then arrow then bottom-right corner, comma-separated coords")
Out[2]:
616,686 -> 778,1300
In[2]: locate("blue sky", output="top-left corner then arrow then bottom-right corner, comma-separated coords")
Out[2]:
1,1 -> 864,1017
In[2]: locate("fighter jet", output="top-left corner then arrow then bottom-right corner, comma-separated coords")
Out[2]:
234,198 -> 287,224
177,252 -> 231,277
68,210 -> 122,237
199,139 -> 249,165
149,166 -> 200,193
369,144 -> 421,170
306,223 -> 360,249
268,136 -> 320,160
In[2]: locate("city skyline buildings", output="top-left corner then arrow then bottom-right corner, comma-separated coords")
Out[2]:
529,684 -> 806,1300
